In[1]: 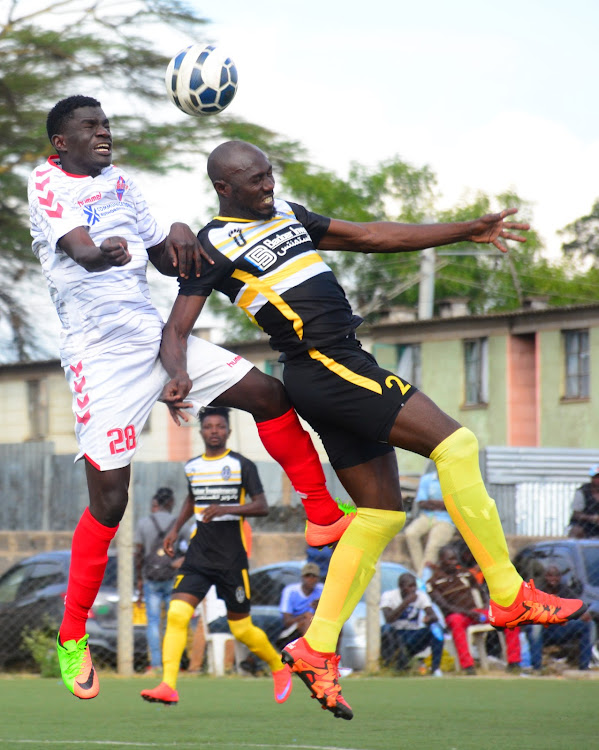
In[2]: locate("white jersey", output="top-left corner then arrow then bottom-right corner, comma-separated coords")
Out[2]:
28,156 -> 167,365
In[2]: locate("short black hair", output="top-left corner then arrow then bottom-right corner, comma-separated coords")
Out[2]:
199,406 -> 230,426
46,95 -> 102,144
153,487 -> 174,507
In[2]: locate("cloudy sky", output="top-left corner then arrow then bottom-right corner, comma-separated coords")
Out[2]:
150,0 -> 599,259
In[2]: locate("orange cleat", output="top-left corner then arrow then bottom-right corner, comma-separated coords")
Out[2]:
140,682 -> 179,705
272,664 -> 293,703
305,503 -> 356,548
489,579 -> 588,629
56,634 -> 99,700
281,637 -> 353,720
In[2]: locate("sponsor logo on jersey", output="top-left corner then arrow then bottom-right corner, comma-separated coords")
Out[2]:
116,175 -> 127,201
226,355 -> 242,368
77,193 -> 101,207
83,205 -> 101,225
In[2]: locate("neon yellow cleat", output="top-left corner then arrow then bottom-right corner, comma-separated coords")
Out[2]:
56,633 -> 99,699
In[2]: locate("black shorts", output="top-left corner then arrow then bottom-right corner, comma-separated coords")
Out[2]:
173,565 -> 251,615
283,337 -> 417,470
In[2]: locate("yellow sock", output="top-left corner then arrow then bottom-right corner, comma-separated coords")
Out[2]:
162,599 -> 194,689
228,616 -> 283,672
305,507 -> 406,653
431,427 -> 522,605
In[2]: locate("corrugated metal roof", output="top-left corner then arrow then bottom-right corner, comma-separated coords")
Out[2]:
484,446 -> 599,484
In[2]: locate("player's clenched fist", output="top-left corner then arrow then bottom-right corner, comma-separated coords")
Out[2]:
100,236 -> 131,265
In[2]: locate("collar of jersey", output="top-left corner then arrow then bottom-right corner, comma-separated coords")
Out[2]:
201,449 -> 231,461
214,214 -> 280,223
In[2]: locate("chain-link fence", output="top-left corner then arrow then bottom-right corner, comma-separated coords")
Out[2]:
1,542 -> 598,676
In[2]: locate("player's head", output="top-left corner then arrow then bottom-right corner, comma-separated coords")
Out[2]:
398,572 -> 417,597
152,486 -> 174,510
199,406 -> 231,451
207,141 -> 275,220
46,95 -> 112,177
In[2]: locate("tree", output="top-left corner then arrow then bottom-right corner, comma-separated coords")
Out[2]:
559,199 -> 599,266
0,0 -> 312,358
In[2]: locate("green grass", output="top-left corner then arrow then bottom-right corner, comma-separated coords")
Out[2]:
0,671 -> 597,749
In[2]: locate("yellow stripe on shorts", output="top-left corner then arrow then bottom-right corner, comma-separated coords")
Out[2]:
308,348 -> 383,394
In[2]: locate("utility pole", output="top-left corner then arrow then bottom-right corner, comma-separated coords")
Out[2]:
418,247 -> 435,320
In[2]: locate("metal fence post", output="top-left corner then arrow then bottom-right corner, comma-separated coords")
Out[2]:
117,477 -> 134,676
365,562 -> 381,672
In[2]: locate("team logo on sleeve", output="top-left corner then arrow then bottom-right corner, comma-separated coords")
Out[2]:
116,176 -> 127,201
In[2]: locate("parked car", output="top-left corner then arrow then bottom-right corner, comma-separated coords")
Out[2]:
0,550 -> 148,671
512,538 -> 599,662
245,560 -> 417,671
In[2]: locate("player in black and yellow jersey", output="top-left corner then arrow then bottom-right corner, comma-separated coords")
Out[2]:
158,141 -> 587,719
141,406 -> 292,706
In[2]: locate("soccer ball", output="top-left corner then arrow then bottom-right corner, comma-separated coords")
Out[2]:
165,44 -> 238,117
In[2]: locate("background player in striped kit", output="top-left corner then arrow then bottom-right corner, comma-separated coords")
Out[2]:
28,99 -> 352,700
141,406 -> 292,705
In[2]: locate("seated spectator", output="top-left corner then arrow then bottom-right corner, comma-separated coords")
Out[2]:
277,562 -> 323,649
427,545 -> 521,674
404,468 -> 456,578
522,565 -> 593,672
568,464 -> 599,538
305,544 -> 333,580
380,572 -> 444,676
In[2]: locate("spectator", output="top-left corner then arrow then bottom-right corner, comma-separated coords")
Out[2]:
134,487 -> 186,672
404,468 -> 455,578
568,464 -> 599,538
305,544 -> 333,579
380,572 -> 444,676
277,562 -> 324,649
427,545 -> 521,674
522,565 -> 593,672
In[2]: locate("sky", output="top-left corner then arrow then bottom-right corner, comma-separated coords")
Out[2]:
5,0 -> 599,362
144,0 -> 599,260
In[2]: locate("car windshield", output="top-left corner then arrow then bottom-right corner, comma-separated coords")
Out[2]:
581,545 -> 599,587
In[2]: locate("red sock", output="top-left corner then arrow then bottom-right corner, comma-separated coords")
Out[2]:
59,507 -> 118,643
256,408 -> 342,525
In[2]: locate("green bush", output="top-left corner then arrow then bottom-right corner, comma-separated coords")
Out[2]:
21,622 -> 60,678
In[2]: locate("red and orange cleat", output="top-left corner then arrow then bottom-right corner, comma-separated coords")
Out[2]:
305,502 -> 356,548
489,579 -> 588,629
272,664 -> 293,703
140,682 -> 179,705
281,637 -> 353,720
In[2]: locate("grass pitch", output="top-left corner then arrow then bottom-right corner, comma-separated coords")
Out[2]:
0,671 -> 597,750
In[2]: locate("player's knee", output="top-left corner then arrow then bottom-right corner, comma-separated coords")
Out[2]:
228,615 -> 252,640
167,599 -> 194,629
437,426 -> 479,464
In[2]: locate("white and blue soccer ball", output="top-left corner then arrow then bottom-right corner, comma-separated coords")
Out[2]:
165,44 -> 238,117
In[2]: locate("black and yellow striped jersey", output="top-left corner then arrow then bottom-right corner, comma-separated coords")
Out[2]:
184,449 -> 262,570
178,200 -> 363,358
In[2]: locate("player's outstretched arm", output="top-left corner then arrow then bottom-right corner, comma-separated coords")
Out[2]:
318,208 -> 529,255
148,222 -> 214,279
159,293 -> 208,424
58,226 -> 131,271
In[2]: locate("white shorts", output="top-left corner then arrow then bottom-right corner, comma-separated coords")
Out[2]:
64,335 -> 253,471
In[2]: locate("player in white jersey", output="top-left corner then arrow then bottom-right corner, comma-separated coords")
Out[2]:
29,96 -> 352,701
